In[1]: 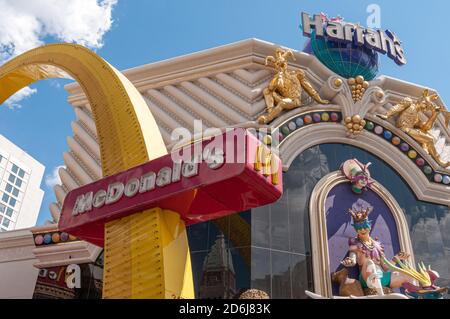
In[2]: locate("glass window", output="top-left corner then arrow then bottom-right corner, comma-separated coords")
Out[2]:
18,169 -> 25,178
291,254 -> 313,299
11,164 -> 18,174
0,204 -> 5,214
8,174 -> 15,183
15,178 -> 22,188
5,208 -> 13,217
271,251 -> 291,298
187,142 -> 450,299
9,198 -> 16,207
2,193 -> 9,203
251,247 -> 271,296
2,218 -> 10,228
5,184 -> 12,193
251,205 -> 270,248
12,188 -> 19,197
248,143 -> 450,298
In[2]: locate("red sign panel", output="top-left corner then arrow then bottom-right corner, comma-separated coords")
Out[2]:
58,128 -> 282,247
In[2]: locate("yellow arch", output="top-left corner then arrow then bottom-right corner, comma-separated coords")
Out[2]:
0,43 -> 194,299
0,43 -> 167,175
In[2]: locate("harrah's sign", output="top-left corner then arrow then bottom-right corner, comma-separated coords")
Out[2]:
58,128 -> 282,246
301,12 -> 406,65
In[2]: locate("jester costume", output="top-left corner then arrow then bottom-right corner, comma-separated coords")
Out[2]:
348,237 -> 391,289
347,207 -> 393,292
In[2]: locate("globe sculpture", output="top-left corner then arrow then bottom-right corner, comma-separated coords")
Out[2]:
303,31 -> 379,81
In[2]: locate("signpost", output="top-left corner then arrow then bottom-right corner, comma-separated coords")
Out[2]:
59,128 -> 282,297
301,12 -> 406,65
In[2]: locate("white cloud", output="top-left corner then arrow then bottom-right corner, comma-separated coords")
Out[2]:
4,86 -> 38,109
0,0 -> 118,63
0,0 -> 118,107
45,165 -> 65,189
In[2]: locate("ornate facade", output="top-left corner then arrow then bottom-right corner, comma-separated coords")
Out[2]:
34,38 -> 450,298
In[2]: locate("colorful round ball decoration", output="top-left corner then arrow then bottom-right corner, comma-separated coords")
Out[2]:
400,143 -> 410,152
391,136 -> 401,145
423,166 -> 432,175
415,158 -> 425,167
69,234 -> 78,241
434,174 -> 443,183
330,112 -> 339,122
321,112 -> 330,122
304,115 -> 312,124
52,233 -> 60,243
288,121 -> 296,131
313,113 -> 321,122
408,150 -> 417,159
365,121 -> 374,130
44,233 -> 52,244
60,232 -> 69,242
383,130 -> 392,140
277,132 -> 284,142
295,117 -> 304,127
374,126 -> 383,135
281,126 -> 290,135
34,235 -> 44,246
443,176 -> 450,185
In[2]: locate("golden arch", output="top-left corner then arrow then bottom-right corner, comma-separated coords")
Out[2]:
0,43 -> 194,298
0,43 -> 167,175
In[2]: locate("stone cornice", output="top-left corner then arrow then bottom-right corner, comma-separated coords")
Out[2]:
65,38 -> 334,106
0,228 -> 35,250
33,240 -> 102,268
29,224 -> 102,268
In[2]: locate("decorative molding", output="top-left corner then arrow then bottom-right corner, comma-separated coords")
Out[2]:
29,225 -> 102,268
0,228 -> 36,263
279,123 -> 450,206
53,38 -> 450,223
32,240 -> 102,269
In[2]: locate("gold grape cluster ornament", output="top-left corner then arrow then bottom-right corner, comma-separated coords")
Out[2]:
344,114 -> 366,137
348,76 -> 369,102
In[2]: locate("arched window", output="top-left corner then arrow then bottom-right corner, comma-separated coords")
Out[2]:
250,143 -> 450,298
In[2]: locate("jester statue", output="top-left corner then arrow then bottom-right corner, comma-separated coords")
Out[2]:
257,48 -> 329,124
340,159 -> 374,194
340,207 -> 448,298
377,89 -> 450,168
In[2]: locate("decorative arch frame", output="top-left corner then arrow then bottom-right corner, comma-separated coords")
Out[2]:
272,108 -> 450,297
308,171 -> 414,297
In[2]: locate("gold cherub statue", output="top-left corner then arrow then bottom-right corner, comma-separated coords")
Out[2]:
377,89 -> 450,167
258,48 -> 329,124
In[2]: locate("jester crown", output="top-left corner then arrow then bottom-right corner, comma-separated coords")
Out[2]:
348,207 -> 372,230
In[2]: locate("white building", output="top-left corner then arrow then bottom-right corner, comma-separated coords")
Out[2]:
0,135 -> 45,230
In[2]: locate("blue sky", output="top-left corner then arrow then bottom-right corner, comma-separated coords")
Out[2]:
0,0 -> 449,225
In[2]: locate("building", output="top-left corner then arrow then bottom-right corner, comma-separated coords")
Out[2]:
1,18 -> 450,298
0,136 -> 44,298
198,234 -> 237,299
40,37 -> 448,298
0,135 -> 44,231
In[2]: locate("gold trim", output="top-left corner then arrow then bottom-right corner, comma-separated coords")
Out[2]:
309,171 -> 415,297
